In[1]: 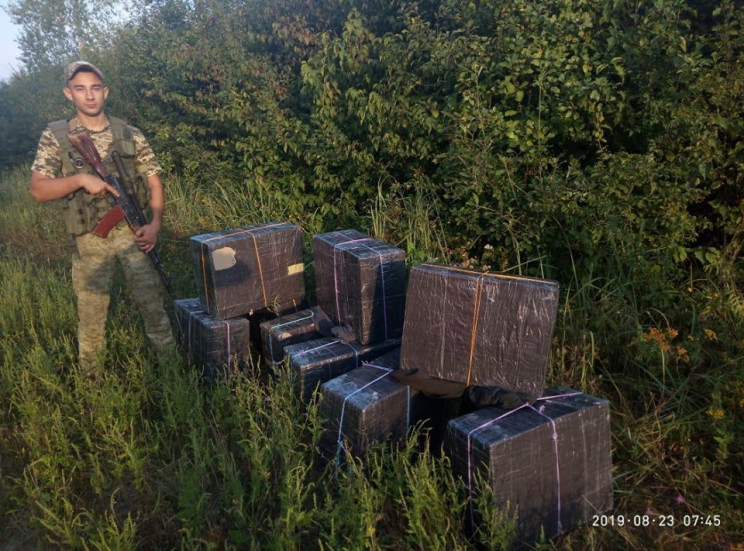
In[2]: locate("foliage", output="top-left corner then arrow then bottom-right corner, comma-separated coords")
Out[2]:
1,1 -> 744,546
0,67 -> 70,169
2,149 -> 744,548
3,0 -> 126,70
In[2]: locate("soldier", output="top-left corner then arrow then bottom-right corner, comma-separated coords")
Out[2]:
30,60 -> 175,374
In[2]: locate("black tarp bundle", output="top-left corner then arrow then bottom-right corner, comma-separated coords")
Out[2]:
400,264 -> 559,401
174,298 -> 252,379
318,348 -> 423,460
259,306 -> 333,365
314,229 -> 406,345
190,222 -> 305,320
444,387 -> 613,546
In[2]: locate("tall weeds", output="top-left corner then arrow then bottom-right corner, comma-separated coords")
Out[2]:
1,167 -> 742,549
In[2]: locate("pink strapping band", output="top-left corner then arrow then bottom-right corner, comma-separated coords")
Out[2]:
292,339 -> 341,358
224,321 -> 231,366
348,242 -> 390,340
268,311 -> 315,365
335,361 -> 395,464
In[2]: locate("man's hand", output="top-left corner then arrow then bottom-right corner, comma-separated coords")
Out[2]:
134,220 -> 161,253
30,170 -> 119,202
80,174 -> 119,197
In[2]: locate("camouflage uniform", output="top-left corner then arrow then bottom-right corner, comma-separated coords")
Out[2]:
32,117 -> 176,371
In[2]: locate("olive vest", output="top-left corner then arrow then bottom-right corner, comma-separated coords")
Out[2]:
48,117 -> 150,236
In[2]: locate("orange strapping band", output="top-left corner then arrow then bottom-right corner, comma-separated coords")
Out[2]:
466,273 -> 485,386
418,263 -> 550,385
251,232 -> 268,306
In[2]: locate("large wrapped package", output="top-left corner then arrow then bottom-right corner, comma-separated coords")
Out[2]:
259,307 -> 333,366
314,229 -> 406,345
318,349 -> 423,460
190,222 -> 305,320
444,387 -> 613,545
174,298 -> 252,379
400,264 -> 559,400
284,336 -> 401,404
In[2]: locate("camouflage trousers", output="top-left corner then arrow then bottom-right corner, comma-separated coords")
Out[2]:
72,224 -> 175,371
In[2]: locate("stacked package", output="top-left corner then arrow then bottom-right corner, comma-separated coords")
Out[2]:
400,264 -> 559,401
174,298 -> 252,379
314,229 -> 406,345
318,349 -> 423,460
271,229 -> 407,407
175,221 -> 306,376
394,262 -> 611,543
284,336 -> 400,404
190,222 -> 305,320
444,387 -> 613,545
260,307 -> 333,366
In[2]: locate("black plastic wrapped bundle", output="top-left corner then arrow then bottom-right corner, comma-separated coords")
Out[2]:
319,349 -> 423,460
284,336 -> 401,404
190,222 -> 305,320
400,264 -> 559,401
444,387 -> 613,546
259,307 -> 333,366
174,298 -> 252,379
314,229 -> 406,345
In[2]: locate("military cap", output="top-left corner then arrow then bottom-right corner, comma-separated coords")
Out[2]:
65,60 -> 104,82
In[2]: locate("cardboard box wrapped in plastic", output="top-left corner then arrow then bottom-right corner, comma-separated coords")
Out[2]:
314,229 -> 406,345
260,307 -> 333,366
284,336 -> 401,404
444,387 -> 613,545
174,298 -> 252,378
400,264 -> 559,401
190,222 -> 305,320
318,349 -> 422,460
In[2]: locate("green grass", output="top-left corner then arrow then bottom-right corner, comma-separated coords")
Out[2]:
1,167 -> 742,549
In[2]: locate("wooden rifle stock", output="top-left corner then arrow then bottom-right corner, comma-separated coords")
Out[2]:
67,128 -> 174,296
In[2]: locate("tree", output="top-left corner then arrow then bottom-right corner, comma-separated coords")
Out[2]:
5,0 -> 126,71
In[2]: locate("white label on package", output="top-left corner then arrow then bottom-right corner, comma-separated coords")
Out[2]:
212,247 -> 237,270
287,263 -> 304,275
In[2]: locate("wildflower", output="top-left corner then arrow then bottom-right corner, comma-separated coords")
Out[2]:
642,327 -> 672,353
675,346 -> 689,363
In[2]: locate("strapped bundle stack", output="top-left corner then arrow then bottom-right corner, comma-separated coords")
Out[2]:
391,263 -> 612,544
276,229 -> 406,407
284,337 -> 400,404
175,222 -> 307,376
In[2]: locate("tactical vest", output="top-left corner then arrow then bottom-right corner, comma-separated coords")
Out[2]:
48,117 -> 151,236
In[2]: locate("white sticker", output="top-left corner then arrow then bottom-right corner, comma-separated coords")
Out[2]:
212,247 -> 237,270
287,263 -> 304,275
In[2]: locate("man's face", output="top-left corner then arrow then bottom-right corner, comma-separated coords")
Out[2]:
63,70 -> 109,118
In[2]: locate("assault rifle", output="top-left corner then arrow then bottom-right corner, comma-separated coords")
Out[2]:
67,127 -> 174,296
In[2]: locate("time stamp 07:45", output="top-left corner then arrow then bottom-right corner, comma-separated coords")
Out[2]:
591,513 -> 723,528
